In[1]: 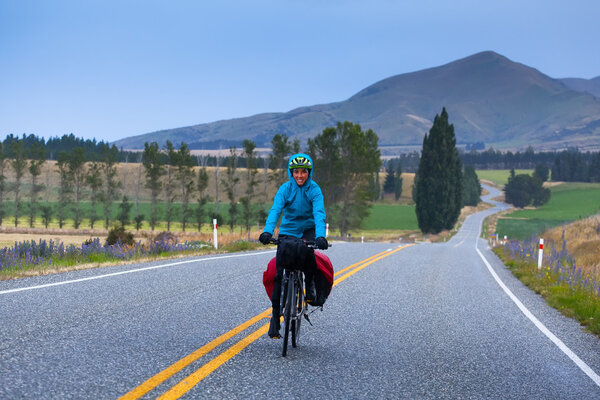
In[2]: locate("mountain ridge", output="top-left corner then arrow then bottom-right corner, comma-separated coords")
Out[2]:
113,51 -> 600,151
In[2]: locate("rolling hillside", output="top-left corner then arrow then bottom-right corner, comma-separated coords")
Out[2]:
113,51 -> 600,151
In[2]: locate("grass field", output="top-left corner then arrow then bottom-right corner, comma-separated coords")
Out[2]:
360,204 -> 418,231
496,182 -> 600,240
476,169 -> 533,186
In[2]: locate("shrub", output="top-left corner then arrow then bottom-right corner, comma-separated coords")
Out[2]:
106,226 -> 135,246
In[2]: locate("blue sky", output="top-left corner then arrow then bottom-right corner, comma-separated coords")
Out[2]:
1,0 -> 598,143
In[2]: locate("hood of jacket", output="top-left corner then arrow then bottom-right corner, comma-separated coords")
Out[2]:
287,153 -> 314,186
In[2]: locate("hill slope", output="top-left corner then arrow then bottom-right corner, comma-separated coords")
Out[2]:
113,51 -> 600,151
560,76 -> 600,98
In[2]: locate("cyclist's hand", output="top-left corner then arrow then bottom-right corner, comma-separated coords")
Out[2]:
259,232 -> 272,245
315,237 -> 328,250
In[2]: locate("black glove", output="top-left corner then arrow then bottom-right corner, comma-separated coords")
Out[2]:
315,237 -> 328,250
259,232 -> 272,245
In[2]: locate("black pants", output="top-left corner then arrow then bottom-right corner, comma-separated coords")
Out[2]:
271,229 -> 317,318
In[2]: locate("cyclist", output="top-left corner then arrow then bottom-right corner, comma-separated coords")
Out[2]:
259,153 -> 328,338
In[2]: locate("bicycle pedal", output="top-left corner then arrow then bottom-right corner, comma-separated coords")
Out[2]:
303,314 -> 313,326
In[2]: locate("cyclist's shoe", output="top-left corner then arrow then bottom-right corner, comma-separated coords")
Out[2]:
268,317 -> 281,339
306,279 -> 317,303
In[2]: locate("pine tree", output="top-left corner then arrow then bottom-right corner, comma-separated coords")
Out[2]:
394,162 -> 403,201
415,108 -> 463,233
383,163 -> 395,194
462,165 -> 481,206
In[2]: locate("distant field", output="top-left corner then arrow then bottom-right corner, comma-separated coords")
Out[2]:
476,169 -> 533,187
360,203 -> 418,231
496,182 -> 600,240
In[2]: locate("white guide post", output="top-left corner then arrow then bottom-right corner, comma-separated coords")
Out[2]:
538,238 -> 544,270
213,218 -> 218,249
325,223 -> 329,238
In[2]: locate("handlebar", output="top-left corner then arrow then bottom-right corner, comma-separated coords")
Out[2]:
268,237 -> 331,249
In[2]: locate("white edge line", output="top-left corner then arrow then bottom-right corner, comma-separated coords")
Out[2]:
475,237 -> 600,387
0,250 -> 276,295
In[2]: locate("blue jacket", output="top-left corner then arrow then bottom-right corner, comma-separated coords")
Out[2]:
264,153 -> 327,238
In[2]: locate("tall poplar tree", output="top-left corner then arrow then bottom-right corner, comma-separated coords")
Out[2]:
100,144 -> 121,229
27,141 -> 46,227
164,141 -> 179,231
176,142 -> 195,232
195,167 -> 209,231
9,139 -> 27,227
414,108 -> 463,234
221,147 -> 239,232
0,142 -> 7,225
56,152 -> 73,229
86,161 -> 103,229
270,134 -> 292,188
69,147 -> 87,229
240,139 -> 258,238
142,141 -> 164,231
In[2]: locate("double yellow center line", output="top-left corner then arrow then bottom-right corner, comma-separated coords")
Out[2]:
120,244 -> 413,400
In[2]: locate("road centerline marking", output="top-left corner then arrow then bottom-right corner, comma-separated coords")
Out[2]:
120,244 -> 413,399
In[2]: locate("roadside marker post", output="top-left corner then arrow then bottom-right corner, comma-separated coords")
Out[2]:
326,223 -> 329,238
538,238 -> 544,269
213,219 -> 218,249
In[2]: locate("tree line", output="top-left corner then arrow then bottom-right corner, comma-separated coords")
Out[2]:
387,146 -> 600,181
0,123 -> 383,236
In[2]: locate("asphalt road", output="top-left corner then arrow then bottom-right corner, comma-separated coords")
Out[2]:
1,186 -> 600,399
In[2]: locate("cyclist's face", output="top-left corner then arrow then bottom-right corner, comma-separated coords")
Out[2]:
292,168 -> 309,186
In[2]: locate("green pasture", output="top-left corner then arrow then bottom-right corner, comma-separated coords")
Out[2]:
360,204 -> 418,231
476,169 -> 533,187
0,200 -> 269,231
0,199 -> 421,233
496,182 -> 600,240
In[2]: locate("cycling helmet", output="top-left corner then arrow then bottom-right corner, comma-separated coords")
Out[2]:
288,155 -> 312,171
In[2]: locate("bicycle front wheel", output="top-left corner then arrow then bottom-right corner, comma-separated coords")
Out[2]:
291,275 -> 303,348
282,274 -> 295,357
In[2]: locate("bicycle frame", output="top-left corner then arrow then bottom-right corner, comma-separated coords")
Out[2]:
269,236 -> 326,357
280,267 -> 307,356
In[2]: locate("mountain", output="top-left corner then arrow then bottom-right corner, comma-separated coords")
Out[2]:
113,51 -> 600,151
560,76 -> 600,98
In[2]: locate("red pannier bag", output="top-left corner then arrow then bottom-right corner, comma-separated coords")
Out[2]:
262,251 -> 334,306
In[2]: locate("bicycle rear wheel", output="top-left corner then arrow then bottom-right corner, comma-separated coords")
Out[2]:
282,273 -> 295,357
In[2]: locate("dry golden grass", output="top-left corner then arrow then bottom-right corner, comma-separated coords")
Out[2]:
0,225 -> 264,250
8,160 -> 417,206
542,214 -> 600,279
